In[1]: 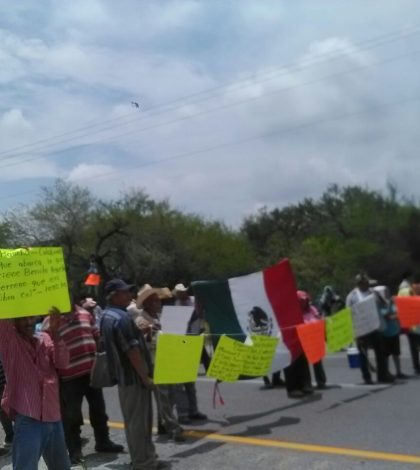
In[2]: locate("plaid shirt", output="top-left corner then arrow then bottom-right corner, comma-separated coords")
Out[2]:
101,305 -> 152,386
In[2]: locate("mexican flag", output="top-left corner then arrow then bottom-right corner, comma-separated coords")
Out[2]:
192,259 -> 303,372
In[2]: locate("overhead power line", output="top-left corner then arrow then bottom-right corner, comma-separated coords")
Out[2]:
0,25 -> 418,161
0,45 -> 418,172
2,93 -> 419,203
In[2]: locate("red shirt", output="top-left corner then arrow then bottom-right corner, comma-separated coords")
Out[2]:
0,321 -> 69,422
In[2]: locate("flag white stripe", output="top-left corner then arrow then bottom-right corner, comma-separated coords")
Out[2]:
228,271 -> 292,371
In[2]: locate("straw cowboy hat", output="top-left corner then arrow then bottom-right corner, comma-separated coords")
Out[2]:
157,287 -> 173,300
136,284 -> 159,308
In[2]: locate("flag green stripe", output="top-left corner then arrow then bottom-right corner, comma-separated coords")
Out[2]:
192,280 -> 245,343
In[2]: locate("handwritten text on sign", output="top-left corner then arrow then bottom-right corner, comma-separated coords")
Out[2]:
207,335 -> 248,382
242,336 -> 278,376
0,247 -> 71,319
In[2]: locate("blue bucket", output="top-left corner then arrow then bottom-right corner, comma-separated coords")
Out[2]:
347,347 -> 361,369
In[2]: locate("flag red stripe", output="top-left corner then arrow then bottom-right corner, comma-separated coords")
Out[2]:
263,259 -> 303,361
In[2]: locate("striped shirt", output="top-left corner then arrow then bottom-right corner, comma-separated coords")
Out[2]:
0,320 -> 69,422
43,305 -> 99,381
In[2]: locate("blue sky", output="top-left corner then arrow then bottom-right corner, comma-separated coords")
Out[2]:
1,1 -> 420,225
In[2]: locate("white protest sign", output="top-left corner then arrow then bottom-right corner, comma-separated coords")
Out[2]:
351,294 -> 380,337
160,306 -> 194,334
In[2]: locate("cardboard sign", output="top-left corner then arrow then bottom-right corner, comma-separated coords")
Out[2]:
326,308 -> 354,353
242,335 -> 278,376
160,306 -> 194,334
154,333 -> 204,384
0,247 -> 71,318
351,295 -> 380,337
395,296 -> 420,329
296,320 -> 326,364
207,335 -> 249,382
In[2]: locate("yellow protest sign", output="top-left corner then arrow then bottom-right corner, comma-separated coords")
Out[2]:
0,247 -> 71,319
241,336 -> 278,376
154,333 -> 204,385
326,308 -> 354,353
207,335 -> 249,382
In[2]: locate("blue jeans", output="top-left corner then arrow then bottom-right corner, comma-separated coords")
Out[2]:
12,414 -> 70,470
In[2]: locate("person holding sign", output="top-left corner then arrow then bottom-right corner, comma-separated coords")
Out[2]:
397,272 -> 420,374
297,291 -> 327,389
0,359 -> 13,455
133,284 -> 185,442
346,273 -> 392,385
373,286 -> 407,379
0,308 -> 71,470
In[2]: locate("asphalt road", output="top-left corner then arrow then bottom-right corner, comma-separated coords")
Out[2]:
1,341 -> 420,469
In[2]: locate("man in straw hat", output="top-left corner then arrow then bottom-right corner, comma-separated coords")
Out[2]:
173,283 -> 194,307
132,284 -> 185,442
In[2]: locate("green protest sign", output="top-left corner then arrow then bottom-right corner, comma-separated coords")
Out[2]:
326,308 -> 354,353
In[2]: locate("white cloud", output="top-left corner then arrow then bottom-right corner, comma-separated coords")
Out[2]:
0,108 -> 31,131
0,0 -> 419,226
67,163 -> 117,183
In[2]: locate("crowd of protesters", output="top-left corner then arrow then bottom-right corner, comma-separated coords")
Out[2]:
0,271 -> 419,469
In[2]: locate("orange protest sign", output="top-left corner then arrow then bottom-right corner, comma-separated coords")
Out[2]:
394,296 -> 420,329
85,273 -> 101,286
296,320 -> 326,364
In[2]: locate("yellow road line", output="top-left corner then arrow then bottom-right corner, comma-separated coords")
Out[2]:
85,420 -> 420,465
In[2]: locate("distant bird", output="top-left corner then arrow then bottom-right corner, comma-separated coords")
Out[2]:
131,101 -> 140,109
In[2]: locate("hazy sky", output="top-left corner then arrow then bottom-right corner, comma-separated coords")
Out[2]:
1,1 -> 419,226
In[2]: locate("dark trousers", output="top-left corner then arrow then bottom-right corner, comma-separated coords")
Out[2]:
0,384 -> 13,443
173,382 -> 199,418
60,374 -> 109,454
407,332 -> 420,372
356,330 -> 388,382
263,371 -> 283,386
313,361 -> 326,387
284,355 -> 312,393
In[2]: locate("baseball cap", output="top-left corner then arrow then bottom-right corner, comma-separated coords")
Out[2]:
105,279 -> 136,295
